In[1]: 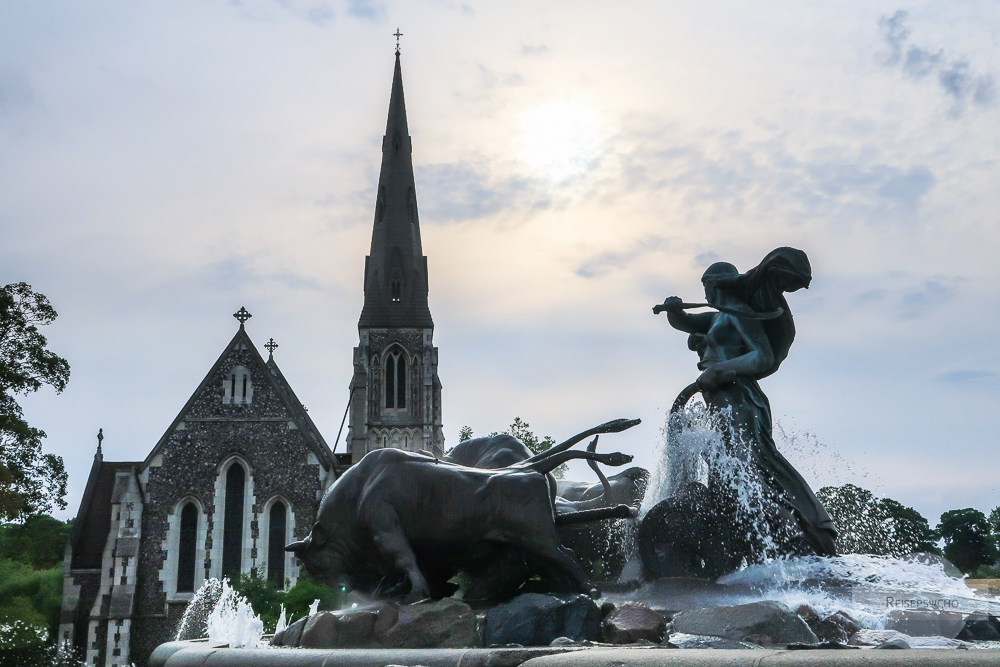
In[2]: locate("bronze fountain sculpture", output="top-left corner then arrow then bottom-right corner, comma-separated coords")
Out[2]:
639,247 -> 837,579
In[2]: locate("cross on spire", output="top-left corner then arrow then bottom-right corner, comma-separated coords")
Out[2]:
233,306 -> 252,328
265,338 -> 279,358
394,28 -> 403,55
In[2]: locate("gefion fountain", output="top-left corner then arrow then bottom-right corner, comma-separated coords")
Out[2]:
151,248 -> 1000,666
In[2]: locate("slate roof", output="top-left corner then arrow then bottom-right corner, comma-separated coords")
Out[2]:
69,455 -> 138,570
358,52 -> 434,329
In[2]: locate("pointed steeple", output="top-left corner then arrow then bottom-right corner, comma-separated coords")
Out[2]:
359,51 -> 433,329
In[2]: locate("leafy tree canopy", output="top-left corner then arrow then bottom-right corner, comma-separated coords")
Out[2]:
461,418 -> 564,477
0,515 -> 73,569
937,508 -> 998,575
817,484 -> 939,557
0,283 -> 71,522
988,506 -> 1000,535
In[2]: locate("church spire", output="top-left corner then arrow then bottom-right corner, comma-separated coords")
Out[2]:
358,50 -> 433,329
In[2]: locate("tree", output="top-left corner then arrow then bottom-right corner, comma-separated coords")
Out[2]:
0,283 -> 71,522
459,418 -> 565,477
816,484 -> 939,556
490,417 -> 564,478
988,506 -> 1000,535
938,508 -> 998,575
0,515 -> 72,569
880,498 -> 940,555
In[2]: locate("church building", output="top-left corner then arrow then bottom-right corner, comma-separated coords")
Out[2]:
60,49 -> 442,666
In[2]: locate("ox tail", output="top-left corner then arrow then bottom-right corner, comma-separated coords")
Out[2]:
555,504 -> 635,526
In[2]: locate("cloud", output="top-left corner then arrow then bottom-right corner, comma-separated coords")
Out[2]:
897,279 -> 954,320
0,71 -> 34,111
575,236 -> 669,278
416,161 -> 551,223
877,10 -> 995,114
346,0 -> 385,22
934,370 -> 998,383
695,251 -> 720,267
613,126 -> 936,226
521,43 -> 549,56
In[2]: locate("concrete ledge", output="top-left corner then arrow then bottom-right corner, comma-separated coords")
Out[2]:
148,641 -> 584,667
523,647 -> 1000,666
150,641 -> 1000,667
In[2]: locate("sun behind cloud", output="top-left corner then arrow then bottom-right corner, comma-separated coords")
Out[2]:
514,100 -> 607,185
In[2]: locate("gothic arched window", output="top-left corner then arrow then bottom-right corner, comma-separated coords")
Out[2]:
177,502 -> 198,592
222,463 -> 245,578
391,278 -> 402,303
384,349 -> 406,410
267,501 -> 287,587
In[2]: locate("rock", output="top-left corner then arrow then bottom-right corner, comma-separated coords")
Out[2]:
549,636 -> 581,647
848,629 -> 909,647
278,615 -> 307,647
600,601 -> 616,616
485,593 -> 602,647
669,601 -> 818,645
957,613 -> 1000,641
381,598 -> 479,648
849,628 -> 969,649
887,609 -> 967,638
824,611 -> 861,638
336,608 -> 378,646
795,604 -> 818,622
299,612 -> 339,649
666,632 -> 762,649
602,602 -> 666,644
877,638 -> 911,649
802,611 -> 859,644
905,636 -> 971,648
372,600 -> 400,638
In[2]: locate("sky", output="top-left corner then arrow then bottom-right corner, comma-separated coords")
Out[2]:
2,1 -> 998,529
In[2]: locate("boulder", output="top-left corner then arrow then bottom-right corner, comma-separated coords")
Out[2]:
381,598 -> 479,648
485,593 -> 602,647
849,628 -> 969,649
299,612 -> 339,649
887,609 -> 967,638
601,602 -> 666,644
270,615 -> 307,647
848,629 -> 909,647
877,638 -> 912,649
800,610 -> 859,644
957,613 -> 1000,641
824,612 -> 861,639
669,601 -> 818,645
335,608 -> 378,646
666,632 -> 762,649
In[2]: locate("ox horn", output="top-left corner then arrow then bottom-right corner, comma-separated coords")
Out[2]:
285,540 -> 306,553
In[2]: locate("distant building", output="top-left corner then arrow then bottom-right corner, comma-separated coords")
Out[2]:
60,50 -> 441,666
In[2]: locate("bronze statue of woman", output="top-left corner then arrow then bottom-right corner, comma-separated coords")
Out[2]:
655,247 -> 837,558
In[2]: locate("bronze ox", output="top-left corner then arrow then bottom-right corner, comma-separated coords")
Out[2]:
286,418 -> 640,600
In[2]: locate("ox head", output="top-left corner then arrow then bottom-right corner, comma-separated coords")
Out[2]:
285,523 -> 354,593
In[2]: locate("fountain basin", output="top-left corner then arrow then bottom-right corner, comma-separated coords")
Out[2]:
149,640 -> 584,666
149,641 -> 1000,666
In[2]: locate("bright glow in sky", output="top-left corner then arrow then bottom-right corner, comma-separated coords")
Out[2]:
2,1 -> 998,529
515,100 -> 606,184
